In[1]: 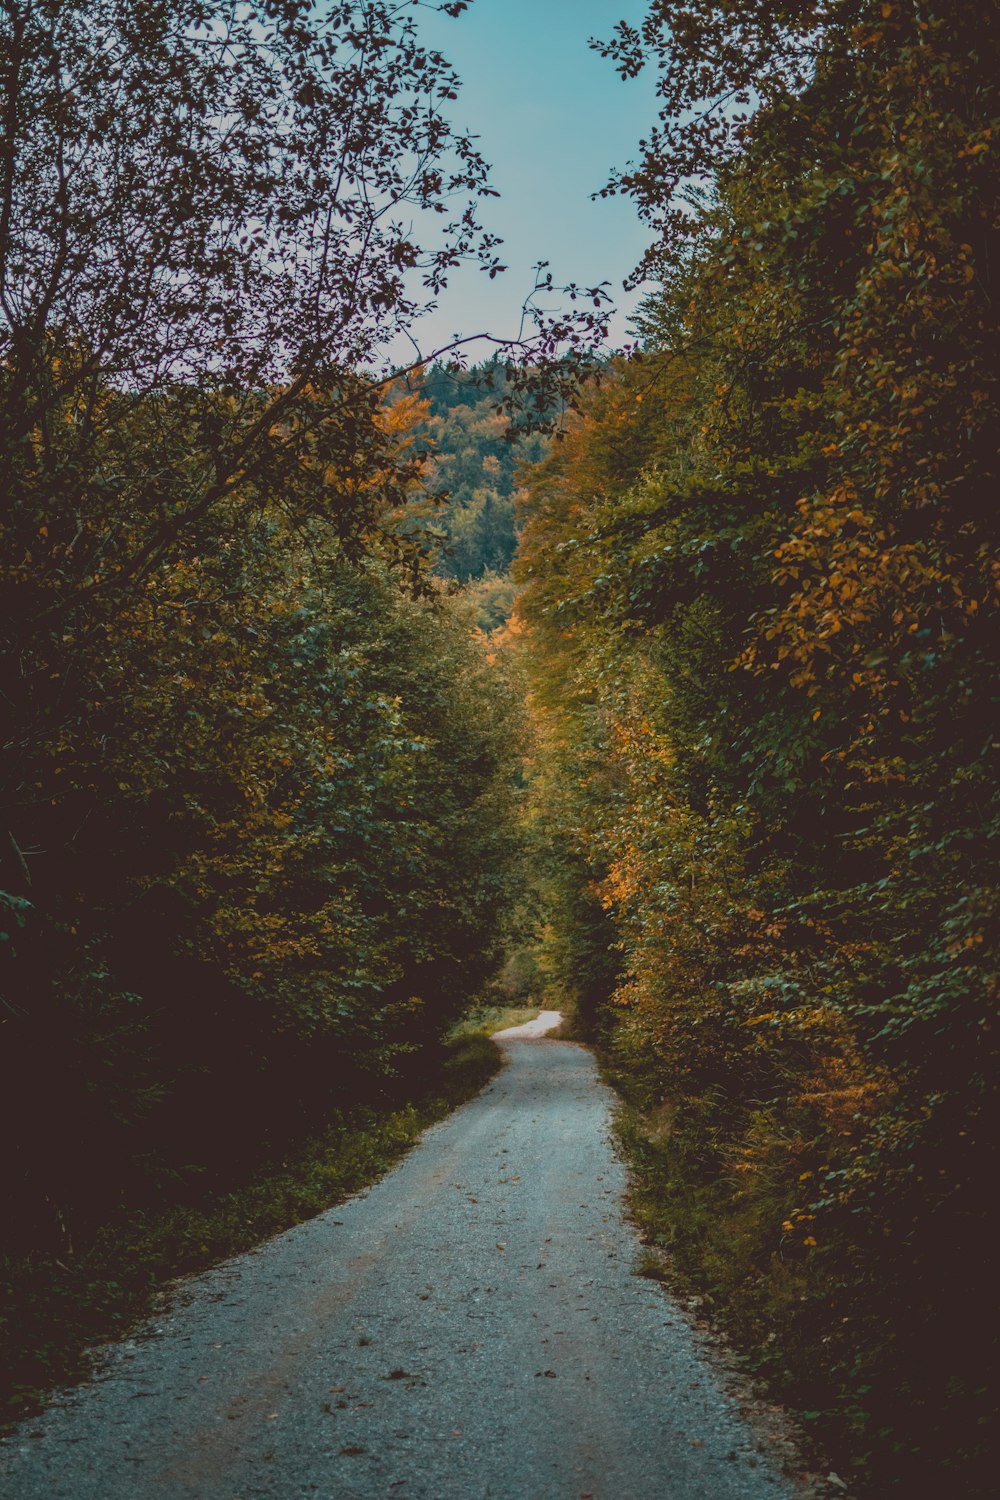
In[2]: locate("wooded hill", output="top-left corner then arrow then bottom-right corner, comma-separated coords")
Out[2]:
381,361 -> 549,630
417,361 -> 546,586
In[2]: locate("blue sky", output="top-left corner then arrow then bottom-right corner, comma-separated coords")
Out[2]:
404,0 -> 659,359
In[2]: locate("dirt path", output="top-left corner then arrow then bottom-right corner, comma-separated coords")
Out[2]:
0,1022 -> 793,1499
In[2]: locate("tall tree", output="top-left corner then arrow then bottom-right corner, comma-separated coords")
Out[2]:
0,0 -> 535,1251
516,2 -> 999,1488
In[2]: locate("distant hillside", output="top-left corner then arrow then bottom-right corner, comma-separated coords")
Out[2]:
403,361 -> 550,588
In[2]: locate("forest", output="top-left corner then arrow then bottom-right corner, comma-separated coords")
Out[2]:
1,1 -> 997,1495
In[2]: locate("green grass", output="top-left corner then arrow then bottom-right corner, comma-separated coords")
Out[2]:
0,1032 -> 501,1428
450,1002 -> 542,1037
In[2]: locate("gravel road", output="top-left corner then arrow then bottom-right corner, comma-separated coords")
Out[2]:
0,1018 -> 792,1500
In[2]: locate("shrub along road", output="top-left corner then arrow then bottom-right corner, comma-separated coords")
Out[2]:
0,1021 -> 794,1499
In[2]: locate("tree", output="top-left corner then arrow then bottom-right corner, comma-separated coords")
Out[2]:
1,1 -> 613,861
1,0 -> 503,598
0,1 -> 538,1252
517,3 -> 999,1487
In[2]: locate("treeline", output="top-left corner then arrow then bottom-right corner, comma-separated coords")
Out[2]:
417,362 -> 548,588
385,361 -> 549,630
514,2 -> 997,1492
0,0 -> 533,1260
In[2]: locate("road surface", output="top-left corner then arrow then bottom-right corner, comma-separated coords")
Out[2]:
0,1017 -> 792,1499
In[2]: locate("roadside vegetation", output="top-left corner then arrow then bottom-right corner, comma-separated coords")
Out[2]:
451,1004 -> 542,1037
0,1031 -> 500,1426
0,0 -> 586,1429
512,3 -> 998,1495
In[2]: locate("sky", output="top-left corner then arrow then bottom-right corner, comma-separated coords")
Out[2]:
400,0 -> 660,361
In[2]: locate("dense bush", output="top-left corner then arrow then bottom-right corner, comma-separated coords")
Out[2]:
515,2 -> 998,1490
0,0 -> 528,1254
0,382 -> 526,1249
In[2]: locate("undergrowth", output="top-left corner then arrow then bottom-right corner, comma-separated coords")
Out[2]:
604,1053 -> 996,1500
450,1002 -> 541,1037
0,1032 -> 500,1427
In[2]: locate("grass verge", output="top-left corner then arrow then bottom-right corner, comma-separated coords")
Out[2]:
450,1002 -> 541,1037
0,1031 -> 500,1428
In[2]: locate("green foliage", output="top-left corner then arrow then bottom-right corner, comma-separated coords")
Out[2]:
0,2 -> 530,1264
0,432 -> 526,1245
517,3 -> 999,1492
463,570 -> 519,633
393,361 -> 550,589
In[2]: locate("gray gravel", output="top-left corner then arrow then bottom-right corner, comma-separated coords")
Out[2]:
0,1026 -> 792,1500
